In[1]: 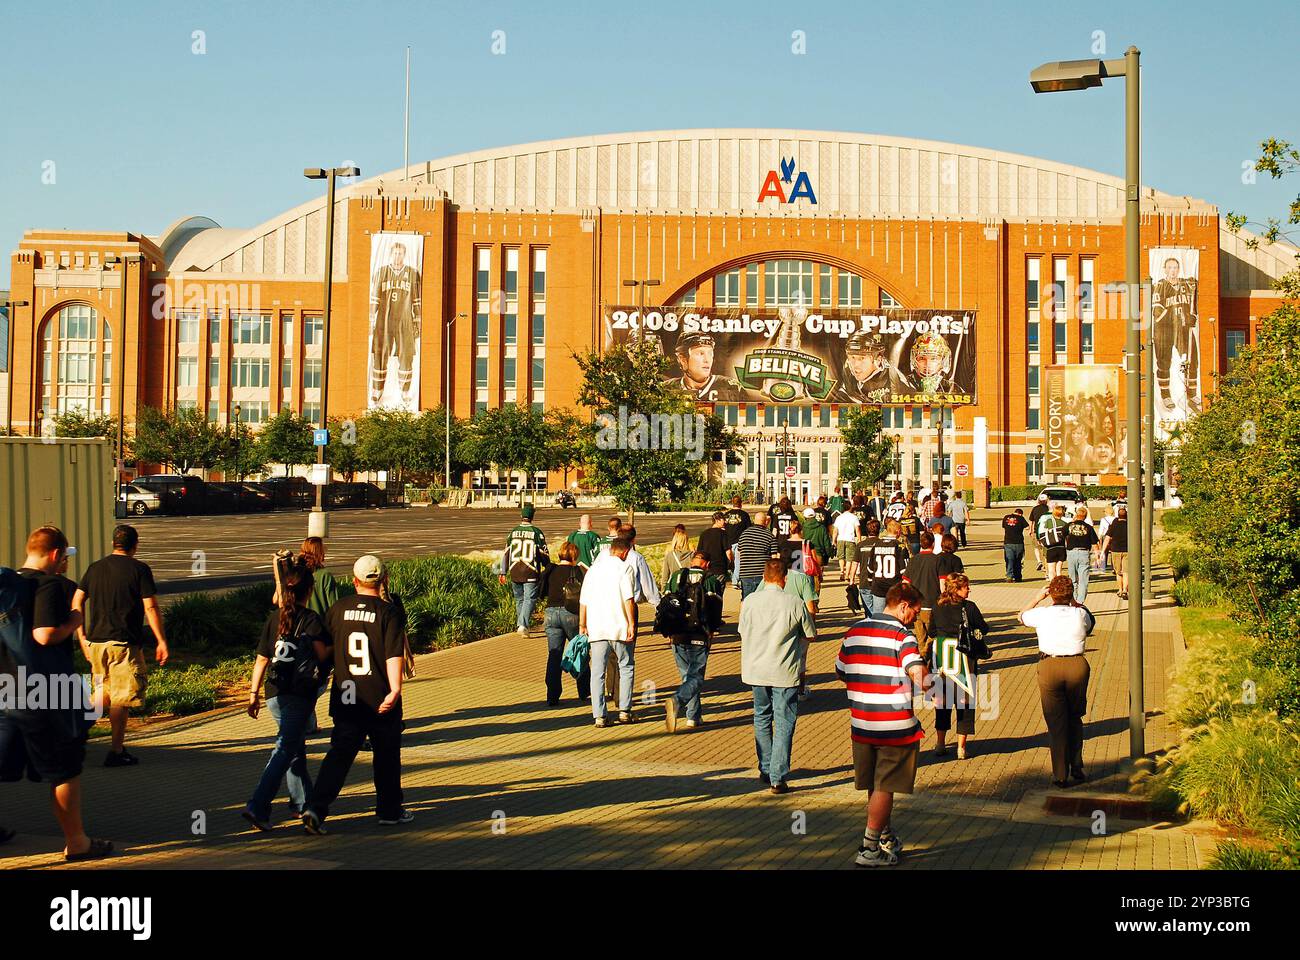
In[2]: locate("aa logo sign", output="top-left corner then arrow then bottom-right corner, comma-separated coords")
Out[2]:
757,156 -> 817,205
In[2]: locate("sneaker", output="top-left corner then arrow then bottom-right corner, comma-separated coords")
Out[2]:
879,828 -> 904,858
241,808 -> 272,833
933,745 -> 949,759
618,711 -> 634,724
682,719 -> 698,729
103,749 -> 139,768
301,810 -> 327,835
770,781 -> 790,795
378,810 -> 415,826
854,843 -> 898,867
664,697 -> 679,734
593,717 -> 608,728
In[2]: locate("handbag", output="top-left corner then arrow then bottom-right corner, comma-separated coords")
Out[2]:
560,632 -> 590,679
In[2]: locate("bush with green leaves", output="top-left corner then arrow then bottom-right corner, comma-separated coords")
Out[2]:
991,484 -> 1127,503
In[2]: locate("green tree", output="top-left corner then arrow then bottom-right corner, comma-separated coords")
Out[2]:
356,409 -> 423,483
573,338 -> 742,522
131,406 -> 227,474
1226,138 -> 1300,299
215,417 -> 266,480
326,415 -> 363,481
50,409 -> 117,439
256,409 -> 314,476
460,404 -> 561,504
838,406 -> 896,490
413,407 -> 473,485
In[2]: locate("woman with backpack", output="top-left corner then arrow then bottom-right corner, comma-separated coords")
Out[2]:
243,553 -> 331,832
660,524 -> 694,586
539,541 -> 588,706
929,573 -> 991,761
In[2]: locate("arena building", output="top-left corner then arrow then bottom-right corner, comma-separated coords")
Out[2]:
4,129 -> 1295,499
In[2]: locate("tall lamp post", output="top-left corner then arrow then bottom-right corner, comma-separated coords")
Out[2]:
445,312 -> 466,488
104,254 -> 140,515
893,434 -> 903,494
2,298 -> 30,436
303,165 -> 360,540
1031,46 -> 1146,759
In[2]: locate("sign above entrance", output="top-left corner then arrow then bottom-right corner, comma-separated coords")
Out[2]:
757,156 -> 817,205
604,305 -> 977,406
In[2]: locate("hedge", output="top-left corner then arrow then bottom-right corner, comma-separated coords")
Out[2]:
991,484 -> 1127,503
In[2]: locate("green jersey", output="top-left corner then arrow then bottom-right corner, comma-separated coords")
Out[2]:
566,529 -> 602,568
506,523 -> 550,582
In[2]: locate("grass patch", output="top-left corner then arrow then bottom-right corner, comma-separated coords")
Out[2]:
1211,840 -> 1300,870
1173,577 -> 1229,608
138,658 -> 250,717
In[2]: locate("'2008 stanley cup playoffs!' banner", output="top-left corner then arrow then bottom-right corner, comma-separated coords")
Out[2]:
1044,363 -> 1121,475
603,306 -> 976,405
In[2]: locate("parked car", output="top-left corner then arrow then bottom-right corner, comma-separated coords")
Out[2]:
118,483 -> 162,516
257,476 -> 314,509
131,474 -> 210,514
240,482 -> 275,511
1039,483 -> 1089,518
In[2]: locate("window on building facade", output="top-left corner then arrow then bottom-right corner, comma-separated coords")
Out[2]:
177,356 -> 198,387
1027,407 -> 1040,430
838,271 -> 863,308
303,402 -> 320,424
716,268 -> 740,307
176,311 -> 201,344
745,263 -> 759,306
1226,329 -> 1246,360
208,313 -> 221,344
1028,364 -> 1039,396
530,358 -> 544,391
303,315 -> 323,347
208,356 -> 219,388
1053,257 -> 1068,361
504,248 -> 519,346
1080,258 -> 1095,356
764,259 -> 814,306
880,288 -> 899,308
233,357 -> 271,388
238,401 -> 270,425
233,313 -> 272,345
531,249 -> 546,346
40,304 -> 112,416
303,358 -> 321,390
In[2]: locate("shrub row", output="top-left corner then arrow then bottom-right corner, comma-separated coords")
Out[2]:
990,484 -> 1127,503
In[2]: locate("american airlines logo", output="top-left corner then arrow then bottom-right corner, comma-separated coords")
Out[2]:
756,156 -> 817,205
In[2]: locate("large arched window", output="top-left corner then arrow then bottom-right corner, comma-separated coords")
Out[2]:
671,259 -> 898,311
39,303 -> 112,416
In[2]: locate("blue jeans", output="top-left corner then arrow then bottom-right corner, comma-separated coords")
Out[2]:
247,693 -> 317,822
1004,543 -> 1025,580
511,580 -> 540,631
544,607 -> 588,702
867,592 -> 887,617
672,643 -> 709,721
740,576 -> 762,599
752,685 -> 800,785
588,639 -> 635,718
1068,549 -> 1092,602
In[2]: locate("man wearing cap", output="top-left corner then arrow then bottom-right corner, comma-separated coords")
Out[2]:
500,504 -> 550,636
1029,493 -> 1051,573
302,555 -> 411,833
668,333 -> 743,401
834,333 -> 893,403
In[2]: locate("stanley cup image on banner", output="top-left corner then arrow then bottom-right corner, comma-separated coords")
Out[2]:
1148,246 -> 1200,440
1044,363 -> 1121,476
604,305 -> 977,406
368,232 -> 424,411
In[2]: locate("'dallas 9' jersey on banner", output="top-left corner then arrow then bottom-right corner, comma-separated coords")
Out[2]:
604,305 -> 976,405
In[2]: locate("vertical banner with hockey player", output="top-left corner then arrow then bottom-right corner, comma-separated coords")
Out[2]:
1148,247 -> 1200,440
368,232 -> 424,411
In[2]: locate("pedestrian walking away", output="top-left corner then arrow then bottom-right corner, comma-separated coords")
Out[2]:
1001,508 -> 1030,581
566,514 -> 603,569
539,542 -> 590,705
832,505 -> 861,584
1064,506 -> 1101,603
579,537 -> 638,726
660,524 -> 694,584
302,555 -> 411,834
928,574 -> 991,760
836,582 -> 929,867
72,524 -> 169,767
734,513 -> 777,599
1029,493 -> 1051,572
1020,576 -> 1095,788
243,553 -> 331,831
1036,505 -> 1069,581
660,552 -> 725,732
500,503 -> 550,635
948,492 -> 970,547
740,559 -> 816,794
1101,508 -> 1131,599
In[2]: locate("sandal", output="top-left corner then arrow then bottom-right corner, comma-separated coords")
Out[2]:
65,838 -> 114,862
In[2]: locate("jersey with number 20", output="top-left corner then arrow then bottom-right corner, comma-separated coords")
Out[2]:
325,594 -> 406,714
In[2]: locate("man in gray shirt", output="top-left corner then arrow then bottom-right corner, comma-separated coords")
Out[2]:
740,558 -> 816,794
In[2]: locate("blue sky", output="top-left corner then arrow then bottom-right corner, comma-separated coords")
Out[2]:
0,0 -> 1295,289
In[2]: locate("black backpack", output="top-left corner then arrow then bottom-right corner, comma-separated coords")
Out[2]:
561,567 -> 583,615
654,570 -> 708,637
269,610 -> 329,699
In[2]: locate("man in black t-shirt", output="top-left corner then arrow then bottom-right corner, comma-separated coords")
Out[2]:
3,525 -> 112,861
303,555 -> 410,833
1065,507 -> 1101,603
902,533 -> 943,656
770,498 -> 799,544
697,512 -> 732,583
1102,507 -> 1131,600
722,496 -> 752,552
812,495 -> 832,528
1001,508 -> 1030,582
861,526 -> 910,618
73,524 -> 169,767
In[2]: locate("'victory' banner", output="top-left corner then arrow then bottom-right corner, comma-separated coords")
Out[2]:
1044,363 -> 1121,475
604,305 -> 976,405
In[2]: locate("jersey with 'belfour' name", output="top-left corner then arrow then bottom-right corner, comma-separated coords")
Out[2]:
506,523 -> 550,582
324,594 -> 406,713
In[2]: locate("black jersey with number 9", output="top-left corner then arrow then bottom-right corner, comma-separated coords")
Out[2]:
324,594 -> 406,713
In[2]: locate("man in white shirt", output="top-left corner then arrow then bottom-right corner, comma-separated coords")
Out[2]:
947,492 -> 970,547
1020,576 -> 1095,787
579,538 -> 638,728
831,508 -> 861,583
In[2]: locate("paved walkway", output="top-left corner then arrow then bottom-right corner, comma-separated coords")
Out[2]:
1,516 -> 1219,869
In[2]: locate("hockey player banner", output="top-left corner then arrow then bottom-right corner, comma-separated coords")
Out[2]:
1149,247 -> 1200,440
603,305 -> 976,405
368,232 -> 424,411
1044,363 -> 1121,476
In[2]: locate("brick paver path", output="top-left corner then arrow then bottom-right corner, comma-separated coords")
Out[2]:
1,515 -> 1218,869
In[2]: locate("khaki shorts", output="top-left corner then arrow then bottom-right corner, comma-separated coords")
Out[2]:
89,642 -> 148,708
837,541 -> 858,564
913,608 -> 932,658
1111,552 -> 1127,576
852,740 -> 919,794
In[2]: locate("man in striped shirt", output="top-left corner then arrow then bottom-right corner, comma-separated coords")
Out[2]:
734,513 -> 777,599
835,582 -> 929,867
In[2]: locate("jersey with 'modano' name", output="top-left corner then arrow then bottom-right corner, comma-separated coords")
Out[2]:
324,594 -> 406,713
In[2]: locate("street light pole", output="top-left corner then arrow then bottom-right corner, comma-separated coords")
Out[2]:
445,312 -> 465,489
303,165 -> 360,540
1031,46 -> 1145,757
1143,315 -> 1155,598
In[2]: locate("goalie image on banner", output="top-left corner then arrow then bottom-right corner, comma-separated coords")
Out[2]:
1149,247 -> 1200,440
1044,364 -> 1121,476
368,232 -> 424,411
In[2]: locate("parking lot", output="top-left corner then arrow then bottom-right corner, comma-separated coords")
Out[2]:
130,505 -> 709,584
